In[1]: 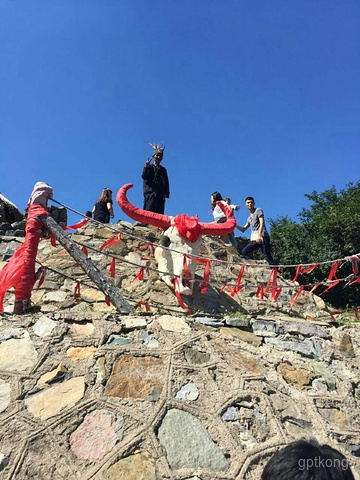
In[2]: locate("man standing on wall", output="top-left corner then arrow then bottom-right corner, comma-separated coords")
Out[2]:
237,196 -> 276,266
141,143 -> 170,214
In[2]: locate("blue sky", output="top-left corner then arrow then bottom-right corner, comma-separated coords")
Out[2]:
1,0 -> 359,229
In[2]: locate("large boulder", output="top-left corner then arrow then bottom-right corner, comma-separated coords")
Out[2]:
0,193 -> 23,224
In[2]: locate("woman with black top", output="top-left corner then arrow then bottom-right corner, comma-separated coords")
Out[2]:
92,188 -> 114,223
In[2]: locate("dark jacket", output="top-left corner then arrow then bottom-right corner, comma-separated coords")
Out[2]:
142,164 -> 170,198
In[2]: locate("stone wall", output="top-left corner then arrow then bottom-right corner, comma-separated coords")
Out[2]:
0,193 -> 25,237
0,221 -> 359,479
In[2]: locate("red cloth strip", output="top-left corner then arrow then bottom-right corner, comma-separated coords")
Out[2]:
0,204 -> 50,311
346,255 -> 360,275
265,268 -> 280,300
355,308 -> 360,320
184,254 -> 211,294
109,258 -> 116,278
75,246 -> 89,267
138,301 -> 150,311
272,285 -> 283,301
181,256 -> 193,292
309,283 -> 321,294
231,265 -> 245,296
291,265 -> 303,283
36,267 -> 47,290
74,281 -> 81,302
173,278 -> 188,311
220,282 -> 233,293
319,280 -> 340,296
200,259 -> 211,294
265,268 -> 277,295
292,263 -> 319,282
256,285 -> 264,299
100,232 -> 122,251
62,218 -> 90,231
300,263 -> 319,275
349,276 -> 360,286
290,285 -> 305,309
134,266 -> 145,281
327,260 -> 339,281
105,296 -> 111,306
51,234 -> 57,247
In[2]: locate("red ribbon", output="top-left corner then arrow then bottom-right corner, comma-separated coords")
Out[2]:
100,233 -> 122,251
200,259 -> 211,294
50,234 -> 57,247
183,254 -> 211,294
231,265 -> 245,296
355,308 -> 360,320
292,263 -> 319,283
62,218 -> 90,231
327,260 -> 339,281
300,263 -> 319,275
265,268 -> 277,294
319,280 -> 340,296
74,281 -> 81,302
138,301 -> 150,311
220,282 -> 233,293
309,283 -> 321,294
109,258 -> 116,278
256,285 -> 264,299
36,267 -> 47,290
328,310 -> 342,320
265,268 -> 281,300
134,266 -> 146,281
75,246 -> 89,267
292,265 -> 303,283
272,285 -> 283,301
346,255 -> 360,275
349,276 -> 360,286
133,258 -> 150,281
290,285 -> 305,309
105,296 -> 111,306
173,277 -> 188,311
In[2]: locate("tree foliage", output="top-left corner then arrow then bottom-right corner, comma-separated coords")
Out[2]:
269,182 -> 360,308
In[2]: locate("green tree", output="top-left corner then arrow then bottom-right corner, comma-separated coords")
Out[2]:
270,181 -> 360,308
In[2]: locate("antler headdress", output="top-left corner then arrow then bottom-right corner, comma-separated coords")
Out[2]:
147,142 -> 165,155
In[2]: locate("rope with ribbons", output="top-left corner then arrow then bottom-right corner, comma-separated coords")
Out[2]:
39,199 -> 360,316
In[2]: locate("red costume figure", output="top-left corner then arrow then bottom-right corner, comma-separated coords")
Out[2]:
0,182 -> 53,314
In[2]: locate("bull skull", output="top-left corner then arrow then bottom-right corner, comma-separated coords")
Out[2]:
117,184 -> 235,295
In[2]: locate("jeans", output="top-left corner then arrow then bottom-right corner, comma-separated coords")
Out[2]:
241,235 -> 275,265
228,232 -> 237,249
216,217 -> 237,249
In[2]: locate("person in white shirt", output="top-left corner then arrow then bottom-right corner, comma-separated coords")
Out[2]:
211,191 -> 237,249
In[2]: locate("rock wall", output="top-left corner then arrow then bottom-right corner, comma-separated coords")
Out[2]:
0,193 -> 25,237
0,194 -> 67,237
0,221 -> 359,479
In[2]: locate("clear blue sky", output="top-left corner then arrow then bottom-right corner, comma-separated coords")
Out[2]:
1,1 -> 359,228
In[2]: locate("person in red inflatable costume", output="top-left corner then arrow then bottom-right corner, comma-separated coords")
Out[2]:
0,182 -> 52,314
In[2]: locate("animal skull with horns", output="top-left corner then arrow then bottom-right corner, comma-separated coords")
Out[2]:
117,184 -> 236,295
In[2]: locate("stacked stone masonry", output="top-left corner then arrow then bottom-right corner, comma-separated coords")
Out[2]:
0,221 -> 359,479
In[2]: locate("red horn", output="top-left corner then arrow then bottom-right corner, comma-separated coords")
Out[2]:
116,184 -> 171,230
199,201 -> 236,236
